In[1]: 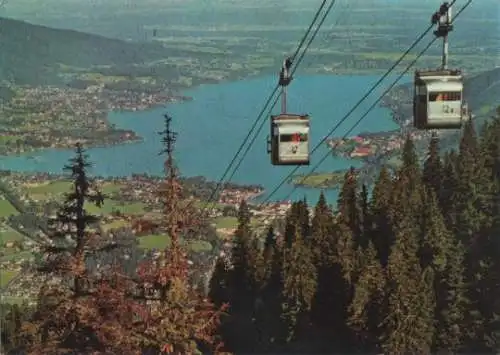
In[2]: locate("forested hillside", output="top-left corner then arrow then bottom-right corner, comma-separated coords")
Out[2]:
208,107 -> 500,353
0,17 -> 172,85
1,108 -> 500,354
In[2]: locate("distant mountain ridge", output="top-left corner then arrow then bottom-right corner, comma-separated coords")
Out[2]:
0,16 -> 171,85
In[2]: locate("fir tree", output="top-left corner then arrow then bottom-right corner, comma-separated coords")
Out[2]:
263,225 -> 276,265
337,167 -> 363,247
135,114 -> 225,354
254,232 -> 286,352
434,239 -> 468,352
400,134 -> 421,190
369,165 -> 393,266
423,133 -> 442,198
284,201 -> 309,247
439,151 -> 459,223
21,143 -> 142,354
359,184 -> 370,247
347,241 -> 385,352
380,185 -> 434,353
230,199 -> 257,310
281,232 -> 317,343
420,188 -> 468,352
309,191 -> 335,265
209,257 -> 231,307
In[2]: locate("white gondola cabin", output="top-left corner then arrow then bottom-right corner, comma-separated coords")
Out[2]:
413,69 -> 468,129
267,114 -> 310,165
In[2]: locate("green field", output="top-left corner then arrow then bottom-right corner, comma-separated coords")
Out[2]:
192,200 -> 226,210
85,201 -> 146,215
0,135 -> 22,144
214,216 -> 260,230
291,172 -> 345,189
0,270 -> 19,288
138,234 -> 170,250
26,180 -> 123,197
215,216 -> 238,229
102,219 -> 130,231
0,199 -> 19,218
137,234 -> 212,253
188,240 -> 212,253
0,251 -> 32,262
0,226 -> 24,243
24,180 -> 143,215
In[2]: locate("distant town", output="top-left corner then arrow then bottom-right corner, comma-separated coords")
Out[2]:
327,129 -> 430,160
0,84 -> 190,156
0,170 -> 295,302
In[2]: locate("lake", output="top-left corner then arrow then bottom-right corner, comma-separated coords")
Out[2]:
0,74 -> 405,204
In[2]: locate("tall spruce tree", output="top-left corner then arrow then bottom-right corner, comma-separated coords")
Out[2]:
135,115 -> 225,354
309,191 -> 335,265
280,231 -> 316,343
21,143 -> 141,354
369,165 -> 393,266
230,199 -> 256,310
255,229 -> 286,352
439,151 -> 459,223
420,188 -> 468,352
347,241 -> 385,352
337,167 -> 363,247
380,189 -> 435,353
423,133 -> 442,199
309,192 -> 341,347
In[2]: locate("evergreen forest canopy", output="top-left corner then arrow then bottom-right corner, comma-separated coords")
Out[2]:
2,107 -> 500,354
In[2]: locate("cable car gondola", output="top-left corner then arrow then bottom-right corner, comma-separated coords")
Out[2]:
268,113 -> 310,165
413,2 -> 469,130
413,69 -> 468,129
267,57 -> 311,166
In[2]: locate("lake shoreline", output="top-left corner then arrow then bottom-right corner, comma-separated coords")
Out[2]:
0,74 -> 405,203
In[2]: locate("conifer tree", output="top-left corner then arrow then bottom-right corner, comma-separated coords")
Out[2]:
439,151 -> 458,222
388,136 -> 423,232
313,217 -> 357,350
230,199 -> 257,310
284,201 -> 309,246
309,191 -> 335,265
337,167 -> 363,247
298,197 -> 311,238
400,134 -> 421,189
263,225 -> 276,265
420,188 -> 468,352
423,133 -> 442,198
452,119 -> 486,241
347,241 -> 385,352
21,143 -> 142,354
254,230 -> 286,352
281,232 -> 316,343
135,114 -> 224,354
480,115 -> 500,181
369,165 -> 393,266
309,192 -> 341,346
419,188 -> 450,270
209,257 -> 231,307
359,184 -> 370,247
449,120 -> 495,350
434,239 -> 468,352
380,186 -> 435,354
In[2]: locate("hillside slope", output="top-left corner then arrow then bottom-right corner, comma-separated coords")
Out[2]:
463,67 -> 500,114
0,17 -> 172,85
